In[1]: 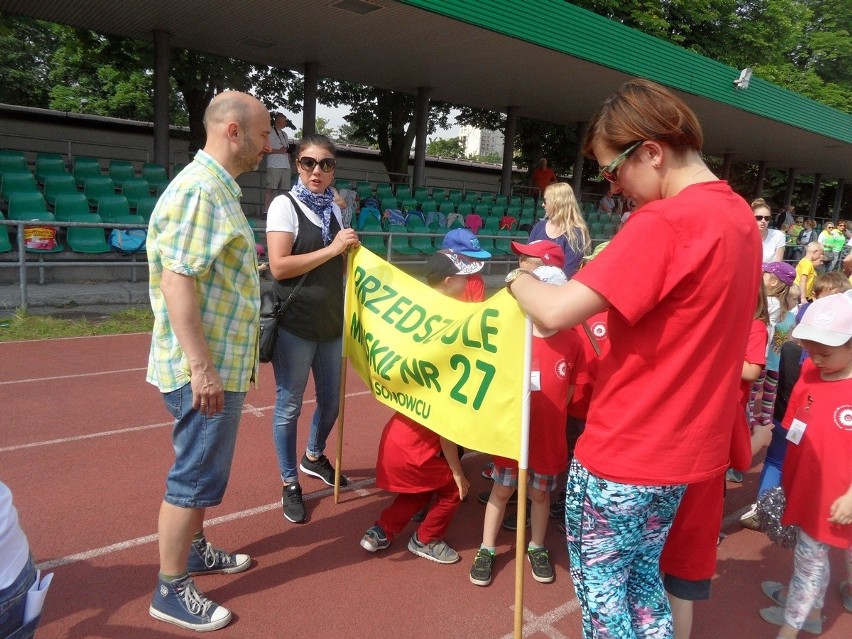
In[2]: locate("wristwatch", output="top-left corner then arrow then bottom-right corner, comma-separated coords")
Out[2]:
505,268 -> 536,283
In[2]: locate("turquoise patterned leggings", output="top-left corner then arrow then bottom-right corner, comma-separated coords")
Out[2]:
565,459 -> 686,638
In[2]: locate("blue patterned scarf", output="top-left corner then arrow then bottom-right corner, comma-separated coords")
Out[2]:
292,178 -> 334,246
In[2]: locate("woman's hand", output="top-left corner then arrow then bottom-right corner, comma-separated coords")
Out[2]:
828,485 -> 852,525
330,228 -> 360,256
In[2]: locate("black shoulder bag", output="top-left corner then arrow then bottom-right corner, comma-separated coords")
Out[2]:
258,192 -> 309,363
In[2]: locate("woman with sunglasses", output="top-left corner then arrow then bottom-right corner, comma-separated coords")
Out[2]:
754,198 -> 786,262
507,79 -> 761,638
266,134 -> 360,524
529,182 -> 590,279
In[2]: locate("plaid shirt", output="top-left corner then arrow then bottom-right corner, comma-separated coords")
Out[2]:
146,150 -> 260,393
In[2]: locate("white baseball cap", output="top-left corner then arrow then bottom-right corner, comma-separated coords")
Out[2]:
792,290 -> 852,346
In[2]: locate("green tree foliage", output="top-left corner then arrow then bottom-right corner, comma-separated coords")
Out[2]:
317,80 -> 452,183
0,15 -> 55,107
426,137 -> 466,158
296,117 -> 335,139
336,122 -> 374,147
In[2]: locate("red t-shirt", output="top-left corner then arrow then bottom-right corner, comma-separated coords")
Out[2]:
572,181 -> 761,485
567,311 -> 610,419
375,413 -> 452,493
462,274 -> 486,303
531,167 -> 556,193
781,360 -> 852,547
495,330 -> 583,475
660,318 -> 769,580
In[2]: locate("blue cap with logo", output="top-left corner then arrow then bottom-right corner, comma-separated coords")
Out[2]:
441,228 -> 492,259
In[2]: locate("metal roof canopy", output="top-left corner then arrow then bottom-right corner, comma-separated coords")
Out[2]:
3,0 -> 850,181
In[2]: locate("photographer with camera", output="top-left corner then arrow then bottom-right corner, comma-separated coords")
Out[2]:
264,112 -> 295,213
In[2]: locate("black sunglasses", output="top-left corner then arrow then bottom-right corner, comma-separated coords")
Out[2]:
754,215 -> 772,221
297,156 -> 336,173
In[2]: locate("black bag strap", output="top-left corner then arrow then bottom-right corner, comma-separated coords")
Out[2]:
273,191 -> 310,316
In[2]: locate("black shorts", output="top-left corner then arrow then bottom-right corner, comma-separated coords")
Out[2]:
663,574 -> 711,601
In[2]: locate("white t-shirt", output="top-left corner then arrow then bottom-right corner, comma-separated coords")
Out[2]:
0,481 -> 29,590
267,128 -> 290,170
762,229 -> 786,262
266,191 -> 344,239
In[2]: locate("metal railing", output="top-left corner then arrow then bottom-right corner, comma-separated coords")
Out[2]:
0,219 -> 149,311
0,133 -> 151,165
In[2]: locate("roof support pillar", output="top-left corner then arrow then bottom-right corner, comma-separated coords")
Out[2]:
832,180 -> 845,223
153,29 -> 170,169
571,121 -> 588,197
500,106 -> 518,197
782,167 -> 797,209
721,153 -> 733,180
412,86 -> 431,193
302,62 -> 318,138
809,173 -> 822,218
753,160 -> 767,199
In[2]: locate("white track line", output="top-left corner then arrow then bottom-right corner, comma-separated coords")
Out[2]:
500,599 -> 581,639
35,478 -> 378,570
0,390 -> 372,453
0,366 -> 147,385
0,331 -> 151,345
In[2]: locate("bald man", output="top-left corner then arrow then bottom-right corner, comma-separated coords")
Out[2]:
147,91 -> 270,632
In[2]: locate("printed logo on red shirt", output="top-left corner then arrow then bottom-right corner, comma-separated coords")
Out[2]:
556,359 -> 568,380
835,405 -> 852,431
591,321 -> 608,340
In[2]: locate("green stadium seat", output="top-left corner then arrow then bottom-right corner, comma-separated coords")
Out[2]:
380,197 -> 399,211
1,171 -> 38,203
494,194 -> 509,208
438,201 -> 455,215
493,229 -> 513,256
602,222 -> 616,238
67,213 -> 111,254
0,215 -> 11,253
387,225 -> 419,256
490,205 -> 506,219
420,200 -> 437,215
481,216 -> 500,235
142,162 -> 169,190
43,174 -> 78,207
172,163 -> 188,178
0,151 -> 27,175
356,182 -> 373,200
136,196 -> 158,223
34,153 -> 67,184
474,203 -> 490,218
84,177 -> 116,208
589,222 -> 604,238
456,202 -> 473,216
400,198 -> 419,214
410,229 -> 435,255
73,156 -> 102,188
7,192 -> 49,220
448,189 -> 462,206
405,215 -> 426,231
430,188 -> 446,203
376,185 -> 395,201
112,214 -> 146,227
97,195 -> 130,222
120,178 -> 151,210
413,187 -> 429,203
108,160 -> 136,187
53,193 -> 91,222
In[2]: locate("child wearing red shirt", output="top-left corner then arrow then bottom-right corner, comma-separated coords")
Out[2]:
358,250 -> 482,564
470,264 -> 583,586
759,291 -> 852,638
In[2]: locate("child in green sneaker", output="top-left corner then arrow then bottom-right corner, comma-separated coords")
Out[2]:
470,251 -> 583,587
359,250 -> 480,564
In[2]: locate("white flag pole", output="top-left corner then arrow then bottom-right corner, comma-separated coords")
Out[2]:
334,249 -> 354,504
513,316 -> 533,639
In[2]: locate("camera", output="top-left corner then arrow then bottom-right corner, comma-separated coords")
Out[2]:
285,121 -> 296,130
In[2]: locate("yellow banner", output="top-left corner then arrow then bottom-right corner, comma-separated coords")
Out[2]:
345,247 -> 527,460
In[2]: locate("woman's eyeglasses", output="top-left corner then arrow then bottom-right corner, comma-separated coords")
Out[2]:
598,141 -> 642,183
297,157 -> 336,173
754,215 -> 772,221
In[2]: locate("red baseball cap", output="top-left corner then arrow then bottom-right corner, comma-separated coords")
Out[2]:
510,240 -> 565,268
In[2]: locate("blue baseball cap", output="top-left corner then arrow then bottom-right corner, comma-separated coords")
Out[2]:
441,228 -> 491,259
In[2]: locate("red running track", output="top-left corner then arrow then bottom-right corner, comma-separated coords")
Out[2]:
1,334 -> 850,638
